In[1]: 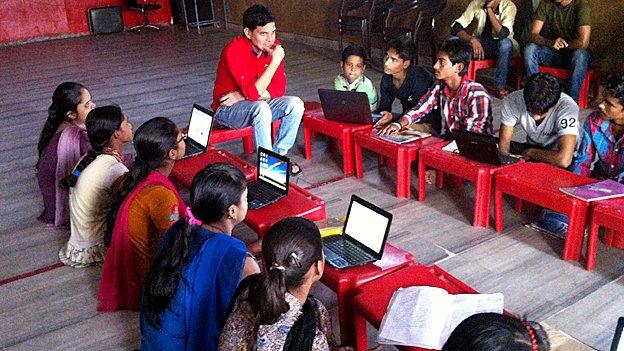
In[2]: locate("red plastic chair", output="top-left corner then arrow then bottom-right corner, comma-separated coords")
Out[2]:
467,56 -> 523,90
353,129 -> 442,198
586,198 -> 624,270
494,162 -> 596,261
417,141 -> 523,228
321,243 -> 415,345
538,66 -> 601,109
352,264 -> 479,350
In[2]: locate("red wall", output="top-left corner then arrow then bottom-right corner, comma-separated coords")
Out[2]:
0,0 -> 172,44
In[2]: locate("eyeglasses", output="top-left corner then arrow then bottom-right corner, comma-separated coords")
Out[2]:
177,132 -> 187,144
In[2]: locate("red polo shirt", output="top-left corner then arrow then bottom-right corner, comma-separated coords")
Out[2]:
211,36 -> 287,111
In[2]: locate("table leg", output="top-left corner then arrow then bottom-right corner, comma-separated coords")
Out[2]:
495,189 -> 504,232
353,311 -> 369,351
342,131 -> 354,175
563,202 -> 587,261
396,148 -> 408,198
242,135 -> 254,154
354,141 -> 364,179
304,127 -> 312,159
473,170 -> 491,228
586,219 -> 600,271
418,158 -> 426,201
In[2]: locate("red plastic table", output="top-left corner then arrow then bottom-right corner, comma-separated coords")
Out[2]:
170,148 -> 256,189
586,198 -> 624,270
417,141 -> 524,228
303,111 -> 373,175
353,129 -> 442,198
244,183 -> 326,238
352,264 -> 479,351
494,162 -> 596,261
320,243 -> 416,345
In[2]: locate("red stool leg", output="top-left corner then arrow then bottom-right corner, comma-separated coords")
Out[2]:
473,170 -> 491,228
354,312 -> 369,351
578,73 -> 591,109
242,135 -> 254,154
586,219 -> 600,271
336,285 -> 354,345
304,127 -> 312,160
495,189 -> 504,232
396,148 -> 408,198
418,158 -> 427,201
354,141 -> 364,179
562,202 -> 587,261
342,130 -> 354,175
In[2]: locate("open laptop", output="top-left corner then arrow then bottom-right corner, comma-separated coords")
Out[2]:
323,195 -> 392,269
247,147 -> 290,210
453,129 -> 522,166
182,104 -> 213,159
318,89 -> 380,124
612,317 -> 624,351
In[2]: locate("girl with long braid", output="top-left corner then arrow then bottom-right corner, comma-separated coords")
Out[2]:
36,82 -> 95,228
59,105 -> 133,267
98,117 -> 188,312
140,163 -> 260,351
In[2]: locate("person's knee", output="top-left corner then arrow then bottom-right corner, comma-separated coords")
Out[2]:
524,43 -> 539,59
285,96 -> 304,117
498,38 -> 512,54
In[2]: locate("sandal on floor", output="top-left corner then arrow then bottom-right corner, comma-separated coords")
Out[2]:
290,162 -> 302,176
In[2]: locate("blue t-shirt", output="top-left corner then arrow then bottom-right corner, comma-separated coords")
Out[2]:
140,224 -> 247,351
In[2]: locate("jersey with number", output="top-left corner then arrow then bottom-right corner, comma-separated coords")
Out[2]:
501,91 -> 579,150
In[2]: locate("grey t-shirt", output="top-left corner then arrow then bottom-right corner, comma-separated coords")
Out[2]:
501,90 -> 579,150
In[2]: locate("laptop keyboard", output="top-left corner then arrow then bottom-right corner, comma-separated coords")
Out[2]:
324,236 -> 372,266
184,142 -> 202,157
247,181 -> 283,209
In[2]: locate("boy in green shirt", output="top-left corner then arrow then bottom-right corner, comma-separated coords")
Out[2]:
334,44 -> 378,111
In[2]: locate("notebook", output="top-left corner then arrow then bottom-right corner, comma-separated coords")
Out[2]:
322,195 -> 392,269
453,129 -> 522,166
247,147 -> 290,210
612,317 -> 624,351
560,179 -> 624,202
378,129 -> 431,144
182,104 -> 213,159
318,89 -> 379,124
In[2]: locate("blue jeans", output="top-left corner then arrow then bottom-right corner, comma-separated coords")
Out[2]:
478,37 -> 513,89
214,96 -> 304,155
523,43 -> 591,101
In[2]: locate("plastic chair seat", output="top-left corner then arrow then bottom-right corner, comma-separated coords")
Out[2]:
467,56 -> 523,89
170,149 -> 256,189
352,264 -> 479,350
244,183 -> 326,238
303,111 -> 373,175
320,243 -> 415,344
494,162 -> 596,261
353,129 -> 442,198
538,66 -> 601,109
586,198 -> 624,270
417,141 -> 524,228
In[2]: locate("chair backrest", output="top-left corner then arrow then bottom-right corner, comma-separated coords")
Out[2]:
339,0 -> 369,15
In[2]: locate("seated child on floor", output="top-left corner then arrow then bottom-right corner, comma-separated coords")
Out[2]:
333,44 -> 378,111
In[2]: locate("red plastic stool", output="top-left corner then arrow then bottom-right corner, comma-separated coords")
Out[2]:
209,119 -> 284,154
417,141 -> 524,228
353,129 -> 442,198
303,111 -> 373,175
467,56 -> 523,90
494,162 -> 596,261
170,149 -> 256,189
586,198 -> 624,270
352,264 -> 479,350
538,66 -> 601,109
321,243 -> 415,345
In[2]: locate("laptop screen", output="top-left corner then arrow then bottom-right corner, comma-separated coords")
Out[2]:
258,149 -> 288,191
343,199 -> 390,254
187,105 -> 213,147
612,317 -> 624,351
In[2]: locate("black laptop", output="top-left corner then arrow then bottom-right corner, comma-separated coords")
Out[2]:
182,104 -> 213,159
318,89 -> 380,124
453,129 -> 522,166
247,147 -> 290,210
323,195 -> 392,269
612,317 -> 624,351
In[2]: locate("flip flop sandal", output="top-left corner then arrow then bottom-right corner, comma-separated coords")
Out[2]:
290,162 -> 302,176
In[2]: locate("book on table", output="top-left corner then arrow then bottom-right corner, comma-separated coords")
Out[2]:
375,129 -> 431,144
559,179 -> 624,202
377,286 -> 504,349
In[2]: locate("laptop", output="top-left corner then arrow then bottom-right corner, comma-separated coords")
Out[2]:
247,147 -> 290,210
322,195 -> 392,269
182,104 -> 214,159
612,317 -> 624,351
318,89 -> 380,124
453,129 -> 522,166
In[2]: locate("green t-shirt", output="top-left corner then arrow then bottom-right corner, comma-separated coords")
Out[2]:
534,0 -> 590,42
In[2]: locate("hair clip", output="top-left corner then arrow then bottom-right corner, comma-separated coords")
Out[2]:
71,169 -> 81,177
524,323 -> 538,351
270,263 -> 285,272
290,252 -> 301,268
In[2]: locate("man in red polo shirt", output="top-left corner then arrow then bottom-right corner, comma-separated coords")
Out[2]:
212,4 -> 303,171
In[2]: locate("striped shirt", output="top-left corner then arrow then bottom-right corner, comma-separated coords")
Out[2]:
405,76 -> 493,136
571,111 -> 624,182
